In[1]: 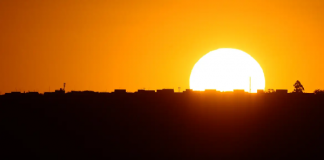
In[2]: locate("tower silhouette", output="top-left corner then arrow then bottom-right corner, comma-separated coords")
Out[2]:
249,77 -> 251,93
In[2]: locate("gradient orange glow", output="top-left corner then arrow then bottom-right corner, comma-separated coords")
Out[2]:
1,0 -> 324,93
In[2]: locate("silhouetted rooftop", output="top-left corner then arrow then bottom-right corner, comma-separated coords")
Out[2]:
113,89 -> 127,94
205,89 -> 219,92
136,89 -> 155,93
257,89 -> 265,93
233,89 -> 246,93
276,89 -> 288,94
26,92 -> 39,95
156,89 -> 174,93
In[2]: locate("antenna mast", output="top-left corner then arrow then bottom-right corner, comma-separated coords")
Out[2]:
249,77 -> 251,93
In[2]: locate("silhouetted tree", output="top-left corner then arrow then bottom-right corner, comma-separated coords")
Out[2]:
314,89 -> 324,94
267,89 -> 276,93
293,80 -> 304,93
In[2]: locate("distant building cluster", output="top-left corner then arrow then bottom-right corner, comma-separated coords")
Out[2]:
2,82 -> 319,96
2,88 -> 308,96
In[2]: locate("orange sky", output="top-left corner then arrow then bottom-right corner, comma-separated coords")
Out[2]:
1,0 -> 324,93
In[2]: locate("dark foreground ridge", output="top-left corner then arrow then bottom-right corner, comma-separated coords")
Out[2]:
1,89 -> 324,159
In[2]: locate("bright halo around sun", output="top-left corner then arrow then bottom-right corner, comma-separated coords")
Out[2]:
190,48 -> 265,93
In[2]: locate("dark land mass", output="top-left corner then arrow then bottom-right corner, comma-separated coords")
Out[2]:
1,90 -> 324,159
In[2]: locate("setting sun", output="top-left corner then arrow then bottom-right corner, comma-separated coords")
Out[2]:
190,48 -> 265,93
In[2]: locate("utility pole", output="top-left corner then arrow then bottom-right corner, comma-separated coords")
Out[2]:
249,77 -> 251,93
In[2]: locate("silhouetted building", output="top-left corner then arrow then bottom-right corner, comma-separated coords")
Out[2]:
257,89 -> 265,93
70,91 -> 82,93
5,92 -> 22,96
183,89 -> 194,94
82,91 -> 98,95
276,89 -> 288,94
55,88 -> 65,94
65,91 -> 83,95
205,89 -> 221,95
156,89 -> 174,94
114,89 -> 127,94
83,90 -> 95,93
136,89 -> 155,94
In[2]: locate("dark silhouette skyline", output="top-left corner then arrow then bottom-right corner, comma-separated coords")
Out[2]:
1,89 -> 324,159
2,87 -> 321,95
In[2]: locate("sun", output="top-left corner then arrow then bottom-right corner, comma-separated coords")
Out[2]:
190,48 -> 265,93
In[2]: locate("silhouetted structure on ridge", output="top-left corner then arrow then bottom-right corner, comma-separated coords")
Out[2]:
257,89 -> 265,93
54,83 -> 66,94
156,89 -> 174,94
4,91 -> 22,96
204,89 -> 220,94
113,89 -> 127,94
136,89 -> 155,94
275,89 -> 288,94
233,89 -> 246,94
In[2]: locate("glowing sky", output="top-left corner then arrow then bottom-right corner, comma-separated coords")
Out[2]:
1,0 -> 324,93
